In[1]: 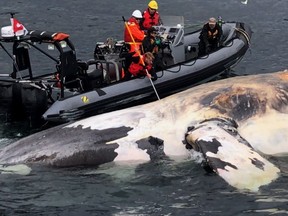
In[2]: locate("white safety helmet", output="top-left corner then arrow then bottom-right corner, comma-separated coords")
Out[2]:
132,10 -> 143,19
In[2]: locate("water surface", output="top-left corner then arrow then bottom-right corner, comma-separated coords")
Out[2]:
0,0 -> 288,215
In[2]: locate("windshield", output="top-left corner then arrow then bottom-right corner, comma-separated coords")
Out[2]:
161,16 -> 184,27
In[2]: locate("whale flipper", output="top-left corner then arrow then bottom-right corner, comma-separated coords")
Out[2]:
185,118 -> 280,191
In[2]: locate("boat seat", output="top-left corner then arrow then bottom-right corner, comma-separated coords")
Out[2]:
60,50 -> 83,90
83,61 -> 105,90
77,61 -> 89,71
11,46 -> 33,79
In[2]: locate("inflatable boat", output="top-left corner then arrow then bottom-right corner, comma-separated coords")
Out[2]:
0,16 -> 252,124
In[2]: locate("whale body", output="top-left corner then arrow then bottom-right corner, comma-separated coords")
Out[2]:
1,70 -> 288,191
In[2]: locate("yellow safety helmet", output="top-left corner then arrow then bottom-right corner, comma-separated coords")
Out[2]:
148,0 -> 158,10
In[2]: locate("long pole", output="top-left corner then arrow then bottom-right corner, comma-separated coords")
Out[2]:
122,16 -> 160,100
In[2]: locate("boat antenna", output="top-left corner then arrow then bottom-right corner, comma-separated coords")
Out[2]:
0,12 -> 21,74
122,16 -> 160,100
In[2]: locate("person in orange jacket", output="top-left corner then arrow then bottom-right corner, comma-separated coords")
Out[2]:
124,10 -> 145,56
123,10 -> 146,80
128,52 -> 157,81
141,0 -> 162,30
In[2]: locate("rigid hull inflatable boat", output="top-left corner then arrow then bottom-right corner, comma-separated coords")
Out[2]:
0,16 -> 252,124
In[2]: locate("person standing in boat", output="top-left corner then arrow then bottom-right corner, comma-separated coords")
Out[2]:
123,10 -> 146,79
198,17 -> 223,56
124,10 -> 145,55
142,27 -> 163,71
128,52 -> 157,81
141,0 -> 162,30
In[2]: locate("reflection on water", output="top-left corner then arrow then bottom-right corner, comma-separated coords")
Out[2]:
0,147 -> 286,215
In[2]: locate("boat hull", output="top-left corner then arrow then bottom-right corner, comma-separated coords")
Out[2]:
0,20 -> 252,125
44,22 -> 252,123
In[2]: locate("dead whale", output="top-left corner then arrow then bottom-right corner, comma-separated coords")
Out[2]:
1,69 -> 288,191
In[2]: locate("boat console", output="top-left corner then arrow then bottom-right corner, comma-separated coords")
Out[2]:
153,23 -> 185,65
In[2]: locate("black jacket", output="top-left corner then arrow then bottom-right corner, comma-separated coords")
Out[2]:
199,23 -> 223,45
142,35 -> 157,53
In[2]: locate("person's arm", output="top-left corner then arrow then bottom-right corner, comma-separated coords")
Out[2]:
216,24 -> 223,46
130,24 -> 145,42
201,25 -> 209,45
142,38 -> 149,53
158,15 -> 163,25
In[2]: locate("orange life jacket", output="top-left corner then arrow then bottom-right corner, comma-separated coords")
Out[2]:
208,29 -> 219,39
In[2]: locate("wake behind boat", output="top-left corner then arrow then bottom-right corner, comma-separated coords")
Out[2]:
0,16 -> 252,125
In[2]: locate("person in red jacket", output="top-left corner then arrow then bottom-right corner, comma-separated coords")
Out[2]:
128,52 -> 157,81
124,10 -> 145,56
141,0 -> 162,30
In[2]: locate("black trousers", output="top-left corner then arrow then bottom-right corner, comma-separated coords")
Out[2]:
198,39 -> 219,56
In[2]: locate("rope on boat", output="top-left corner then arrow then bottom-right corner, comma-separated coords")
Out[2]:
234,27 -> 251,47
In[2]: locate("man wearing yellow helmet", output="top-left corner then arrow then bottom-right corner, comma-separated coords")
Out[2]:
141,0 -> 162,30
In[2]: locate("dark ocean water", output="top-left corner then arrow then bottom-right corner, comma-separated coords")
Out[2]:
0,0 -> 288,215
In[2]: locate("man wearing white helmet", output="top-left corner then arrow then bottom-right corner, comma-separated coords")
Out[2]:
124,9 -> 145,55
123,10 -> 146,79
141,0 -> 162,30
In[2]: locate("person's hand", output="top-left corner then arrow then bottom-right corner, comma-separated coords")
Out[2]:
146,72 -> 152,79
153,46 -> 159,54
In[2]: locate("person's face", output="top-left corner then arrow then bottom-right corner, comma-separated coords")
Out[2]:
145,56 -> 153,65
209,23 -> 216,29
150,31 -> 156,37
148,7 -> 156,14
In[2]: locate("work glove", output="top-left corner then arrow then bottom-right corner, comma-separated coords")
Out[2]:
155,38 -> 161,45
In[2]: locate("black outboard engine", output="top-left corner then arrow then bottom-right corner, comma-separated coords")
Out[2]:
92,38 -> 126,83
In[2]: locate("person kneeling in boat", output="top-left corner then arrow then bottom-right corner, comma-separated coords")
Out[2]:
128,52 -> 157,81
198,17 -> 223,56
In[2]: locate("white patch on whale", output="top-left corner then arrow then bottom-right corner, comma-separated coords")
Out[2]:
66,103 -> 194,160
239,111 -> 288,156
0,164 -> 32,175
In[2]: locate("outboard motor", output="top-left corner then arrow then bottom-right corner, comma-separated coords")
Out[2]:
93,39 -> 125,83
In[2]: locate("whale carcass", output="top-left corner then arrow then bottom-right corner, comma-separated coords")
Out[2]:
1,70 -> 288,191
